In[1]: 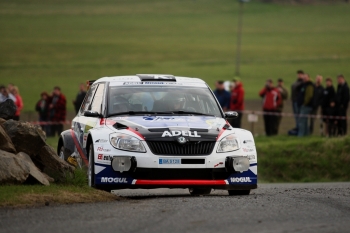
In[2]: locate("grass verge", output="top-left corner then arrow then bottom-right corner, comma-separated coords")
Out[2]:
256,136 -> 350,182
0,168 -> 120,208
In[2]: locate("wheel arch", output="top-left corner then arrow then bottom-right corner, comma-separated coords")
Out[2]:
57,129 -> 76,156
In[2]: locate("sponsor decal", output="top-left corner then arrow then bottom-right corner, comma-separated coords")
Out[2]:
97,147 -> 111,152
123,82 -> 142,85
243,140 -> 254,144
161,130 -> 201,137
230,177 -> 252,183
214,162 -> 223,168
247,155 -> 256,161
97,154 -> 103,160
243,148 -> 255,153
95,139 -> 108,143
101,177 -> 128,183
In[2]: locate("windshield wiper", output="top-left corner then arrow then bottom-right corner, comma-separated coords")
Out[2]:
108,111 -> 176,117
160,111 -> 215,116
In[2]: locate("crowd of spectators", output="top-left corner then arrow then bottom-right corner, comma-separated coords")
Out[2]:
0,84 -> 23,120
214,71 -> 349,137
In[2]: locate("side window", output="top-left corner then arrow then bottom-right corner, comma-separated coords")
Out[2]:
90,83 -> 105,113
79,84 -> 98,114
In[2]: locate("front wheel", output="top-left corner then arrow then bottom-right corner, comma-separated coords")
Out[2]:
228,190 -> 251,196
189,188 -> 212,196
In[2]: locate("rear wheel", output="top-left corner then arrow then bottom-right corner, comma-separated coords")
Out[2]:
228,190 -> 251,196
189,188 -> 212,196
88,144 -> 95,187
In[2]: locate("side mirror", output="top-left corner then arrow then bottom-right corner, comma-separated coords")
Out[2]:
224,111 -> 238,119
84,111 -> 101,118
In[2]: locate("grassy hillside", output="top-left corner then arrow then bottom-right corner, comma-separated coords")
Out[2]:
0,0 -> 349,112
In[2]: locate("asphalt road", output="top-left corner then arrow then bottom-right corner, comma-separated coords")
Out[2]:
1,183 -> 350,233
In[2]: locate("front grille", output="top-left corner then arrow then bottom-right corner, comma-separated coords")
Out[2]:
146,141 -> 216,156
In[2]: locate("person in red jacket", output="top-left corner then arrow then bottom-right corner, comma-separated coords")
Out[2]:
229,77 -> 245,128
259,79 -> 282,136
11,86 -> 23,121
48,86 -> 66,137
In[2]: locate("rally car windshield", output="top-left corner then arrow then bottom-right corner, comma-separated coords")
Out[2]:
107,86 -> 222,117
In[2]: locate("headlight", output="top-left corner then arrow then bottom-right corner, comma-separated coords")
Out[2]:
110,133 -> 146,153
217,134 -> 240,153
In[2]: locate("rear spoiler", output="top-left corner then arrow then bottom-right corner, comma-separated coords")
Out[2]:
86,80 -> 95,90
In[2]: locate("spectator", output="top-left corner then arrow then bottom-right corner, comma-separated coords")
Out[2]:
213,80 -> 230,111
7,83 -> 14,94
11,86 -> 23,121
49,86 -> 66,137
259,79 -> 281,136
335,74 -> 349,136
276,78 -> 288,134
291,70 -> 304,131
73,83 -> 87,114
0,85 -> 16,103
310,75 -> 324,134
321,78 -> 336,137
229,77 -> 244,128
35,92 -> 50,136
297,74 -> 315,137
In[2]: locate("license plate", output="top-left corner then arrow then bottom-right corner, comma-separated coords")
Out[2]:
159,158 -> 181,164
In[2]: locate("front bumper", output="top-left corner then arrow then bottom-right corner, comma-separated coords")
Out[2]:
93,163 -> 258,190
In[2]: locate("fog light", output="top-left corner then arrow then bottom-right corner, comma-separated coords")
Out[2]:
232,157 -> 249,172
111,156 -> 137,173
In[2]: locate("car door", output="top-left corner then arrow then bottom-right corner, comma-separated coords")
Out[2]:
78,82 -> 106,149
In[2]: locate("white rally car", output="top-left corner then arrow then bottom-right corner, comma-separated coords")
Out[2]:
58,74 -> 257,195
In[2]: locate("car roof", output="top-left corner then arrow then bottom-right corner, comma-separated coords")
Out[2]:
94,74 -> 208,86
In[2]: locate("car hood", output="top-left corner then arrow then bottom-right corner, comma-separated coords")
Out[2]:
106,115 -> 231,141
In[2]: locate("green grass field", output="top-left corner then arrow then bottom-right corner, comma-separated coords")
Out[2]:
1,0 -> 350,112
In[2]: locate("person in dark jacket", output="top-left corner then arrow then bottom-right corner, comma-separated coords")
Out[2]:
321,78 -> 336,137
229,77 -> 244,128
35,92 -> 50,135
291,70 -> 304,130
335,74 -> 350,136
49,86 -> 66,137
310,75 -> 324,134
73,83 -> 87,114
213,81 -> 230,111
259,79 -> 281,136
297,74 -> 314,137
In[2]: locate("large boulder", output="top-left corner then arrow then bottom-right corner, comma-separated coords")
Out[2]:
2,120 -> 46,157
0,125 -> 16,153
0,150 -> 49,185
2,120 -> 74,181
17,152 -> 50,186
39,145 -> 74,181
0,150 -> 29,184
0,99 -> 17,120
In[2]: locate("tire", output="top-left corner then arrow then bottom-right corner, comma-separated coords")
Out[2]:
228,190 -> 251,196
58,145 -> 67,161
189,188 -> 212,196
88,144 -> 95,188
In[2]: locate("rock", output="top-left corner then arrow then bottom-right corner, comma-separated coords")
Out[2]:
0,99 -> 17,120
1,120 -> 74,182
39,145 -> 75,182
2,120 -> 46,160
16,152 -> 50,186
0,150 -> 29,184
0,125 -> 16,153
42,172 -> 55,183
0,118 -> 6,125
